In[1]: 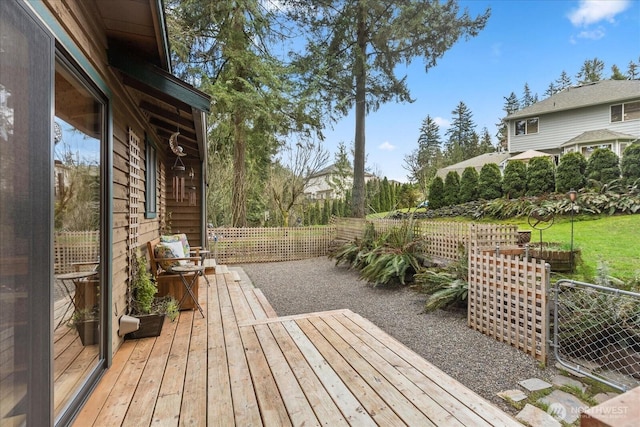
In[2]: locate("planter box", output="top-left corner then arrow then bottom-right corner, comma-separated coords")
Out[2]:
125,314 -> 165,339
530,248 -> 581,273
76,320 -> 99,346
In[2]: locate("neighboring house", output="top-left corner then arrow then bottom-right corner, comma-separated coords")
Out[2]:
305,163 -> 375,200
435,152 -> 511,179
1,1 -> 210,425
505,80 -> 640,159
506,149 -> 554,164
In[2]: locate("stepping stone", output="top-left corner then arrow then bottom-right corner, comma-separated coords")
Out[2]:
551,374 -> 587,392
516,404 -> 561,427
593,392 -> 619,404
519,378 -> 552,392
538,389 -> 588,424
497,389 -> 528,402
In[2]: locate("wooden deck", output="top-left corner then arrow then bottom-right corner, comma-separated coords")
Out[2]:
72,267 -> 521,426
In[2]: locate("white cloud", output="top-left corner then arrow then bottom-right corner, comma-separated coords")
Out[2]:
433,116 -> 451,128
577,27 -> 606,40
568,0 -> 630,27
378,141 -> 396,151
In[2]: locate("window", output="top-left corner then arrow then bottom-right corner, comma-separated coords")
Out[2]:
514,117 -> 539,135
611,101 -> 640,122
145,134 -> 157,218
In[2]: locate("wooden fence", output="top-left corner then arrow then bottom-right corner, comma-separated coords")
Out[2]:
467,241 -> 550,362
54,230 -> 100,274
210,226 -> 336,264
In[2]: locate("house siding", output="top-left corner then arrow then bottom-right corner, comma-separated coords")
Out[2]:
509,103 -> 640,154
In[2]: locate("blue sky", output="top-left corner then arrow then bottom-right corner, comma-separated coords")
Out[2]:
319,0 -> 640,183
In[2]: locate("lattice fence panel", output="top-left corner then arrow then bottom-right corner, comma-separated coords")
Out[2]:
210,226 -> 336,264
53,230 -> 100,274
468,246 -> 549,362
128,128 -> 142,262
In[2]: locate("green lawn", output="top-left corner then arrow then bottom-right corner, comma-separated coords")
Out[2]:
505,214 -> 640,282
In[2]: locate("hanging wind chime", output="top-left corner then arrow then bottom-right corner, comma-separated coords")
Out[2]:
188,167 -> 197,206
169,128 -> 187,202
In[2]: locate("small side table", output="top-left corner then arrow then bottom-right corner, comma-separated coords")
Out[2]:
170,264 -> 205,318
190,249 -> 211,286
55,270 -> 98,329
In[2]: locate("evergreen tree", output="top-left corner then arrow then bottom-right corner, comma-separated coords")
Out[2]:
459,167 -> 479,203
328,142 -> 352,199
621,144 -> 640,183
322,199 -> 330,224
428,176 -> 445,209
555,70 -> 572,91
610,64 -> 626,80
586,148 -> 620,185
381,177 -> 391,211
478,127 -> 494,154
287,0 -> 490,218
521,83 -> 536,107
544,82 -> 557,98
445,101 -> 477,163
403,115 -> 442,195
496,92 -> 520,151
627,60 -> 639,79
576,57 -> 605,83
443,171 -> 460,206
556,152 -> 587,193
478,163 -> 503,200
502,160 -> 527,198
526,157 -> 555,196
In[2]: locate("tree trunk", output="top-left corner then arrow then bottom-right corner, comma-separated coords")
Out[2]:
232,112 -> 247,227
351,3 -> 367,218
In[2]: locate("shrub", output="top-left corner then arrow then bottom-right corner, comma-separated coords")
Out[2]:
414,251 -> 468,311
459,167 -> 479,203
556,152 -> 587,193
621,143 -> 640,183
526,156 -> 555,196
502,160 -> 527,198
586,148 -> 620,186
428,176 -> 445,209
443,171 -> 460,206
478,163 -> 502,200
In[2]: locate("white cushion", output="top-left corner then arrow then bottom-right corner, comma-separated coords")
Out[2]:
164,240 -> 187,265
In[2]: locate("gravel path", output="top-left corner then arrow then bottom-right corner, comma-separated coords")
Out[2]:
239,256 -> 556,413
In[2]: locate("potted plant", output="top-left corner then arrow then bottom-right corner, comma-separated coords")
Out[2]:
125,249 -> 179,339
69,307 -> 100,346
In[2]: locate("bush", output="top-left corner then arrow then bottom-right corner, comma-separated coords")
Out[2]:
459,167 -> 479,203
526,156 -> 555,196
621,143 -> 640,183
478,163 -> 502,200
443,171 -> 460,206
428,176 -> 445,209
502,160 -> 527,198
586,148 -> 620,186
556,152 -> 587,193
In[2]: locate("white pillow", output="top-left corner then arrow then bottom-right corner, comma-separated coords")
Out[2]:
164,240 -> 188,265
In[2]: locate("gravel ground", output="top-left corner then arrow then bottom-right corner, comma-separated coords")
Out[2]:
239,256 -> 557,413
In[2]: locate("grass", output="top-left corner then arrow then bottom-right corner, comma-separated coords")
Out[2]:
503,214 -> 640,282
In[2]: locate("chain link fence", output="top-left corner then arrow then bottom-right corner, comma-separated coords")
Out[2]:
552,279 -> 640,392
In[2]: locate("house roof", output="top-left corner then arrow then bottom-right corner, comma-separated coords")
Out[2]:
560,129 -> 638,147
309,163 -> 375,179
505,80 -> 640,120
507,149 -> 553,161
436,152 -> 511,178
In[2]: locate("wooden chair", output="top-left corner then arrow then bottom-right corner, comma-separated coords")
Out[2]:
146,238 -> 202,310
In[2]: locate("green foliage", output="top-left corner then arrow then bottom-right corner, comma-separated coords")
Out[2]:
621,143 -> 640,183
428,176 -> 445,209
478,163 -> 503,200
414,253 -> 469,311
445,101 -> 478,163
131,250 -> 157,315
502,160 -> 527,198
586,148 -> 620,186
443,171 -> 461,206
526,157 -> 555,196
459,167 -> 479,203
556,152 -> 587,193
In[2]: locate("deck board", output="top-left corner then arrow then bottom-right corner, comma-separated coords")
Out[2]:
73,269 -> 522,426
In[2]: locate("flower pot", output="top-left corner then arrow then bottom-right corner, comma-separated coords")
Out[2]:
76,320 -> 99,346
125,314 -> 165,339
